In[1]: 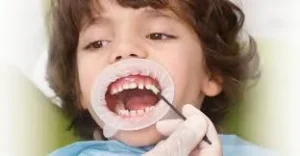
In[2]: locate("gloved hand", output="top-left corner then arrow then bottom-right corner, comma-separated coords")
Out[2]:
143,104 -> 222,156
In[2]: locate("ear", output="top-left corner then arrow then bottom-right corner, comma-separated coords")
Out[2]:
201,76 -> 222,97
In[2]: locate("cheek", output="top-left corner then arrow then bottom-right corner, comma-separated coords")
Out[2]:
154,41 -> 206,106
77,53 -> 108,107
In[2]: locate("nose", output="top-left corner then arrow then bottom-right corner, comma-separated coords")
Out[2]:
114,53 -> 138,61
109,38 -> 148,63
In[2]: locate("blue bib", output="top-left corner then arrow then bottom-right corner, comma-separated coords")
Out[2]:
50,135 -> 277,156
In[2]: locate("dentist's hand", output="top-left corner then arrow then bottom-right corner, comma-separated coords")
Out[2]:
143,104 -> 222,156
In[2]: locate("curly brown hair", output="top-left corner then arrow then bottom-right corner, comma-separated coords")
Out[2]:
47,0 -> 259,139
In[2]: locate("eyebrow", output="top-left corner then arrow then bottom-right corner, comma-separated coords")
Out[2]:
142,8 -> 175,20
89,15 -> 110,26
80,15 -> 111,32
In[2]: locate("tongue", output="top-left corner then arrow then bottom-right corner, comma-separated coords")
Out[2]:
121,90 -> 158,110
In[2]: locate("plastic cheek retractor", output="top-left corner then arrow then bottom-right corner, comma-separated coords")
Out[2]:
88,58 -> 175,138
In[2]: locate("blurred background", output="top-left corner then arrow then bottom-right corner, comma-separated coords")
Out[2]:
1,0 -> 299,79
1,0 -> 299,155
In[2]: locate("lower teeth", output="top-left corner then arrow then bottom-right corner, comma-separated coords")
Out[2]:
117,106 -> 155,116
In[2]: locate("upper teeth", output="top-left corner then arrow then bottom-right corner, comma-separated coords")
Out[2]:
138,84 -> 144,90
110,82 -> 160,95
130,83 -> 137,89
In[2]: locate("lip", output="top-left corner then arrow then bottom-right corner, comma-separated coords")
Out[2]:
89,58 -> 174,131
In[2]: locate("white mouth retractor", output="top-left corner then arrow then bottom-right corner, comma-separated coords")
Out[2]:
88,58 -> 175,138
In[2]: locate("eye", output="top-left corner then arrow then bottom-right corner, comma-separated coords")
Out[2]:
147,33 -> 176,40
84,40 -> 110,50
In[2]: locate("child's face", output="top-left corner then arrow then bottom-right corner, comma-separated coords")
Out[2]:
76,0 -> 221,146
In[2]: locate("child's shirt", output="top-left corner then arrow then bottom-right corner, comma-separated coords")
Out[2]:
50,135 -> 277,156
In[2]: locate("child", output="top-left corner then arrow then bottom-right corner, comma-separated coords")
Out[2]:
47,0 -> 274,155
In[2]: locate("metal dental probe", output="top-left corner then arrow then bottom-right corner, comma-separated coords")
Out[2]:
156,92 -> 212,145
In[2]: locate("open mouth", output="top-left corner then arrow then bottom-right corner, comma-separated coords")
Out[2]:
105,75 -> 161,117
89,59 -> 174,133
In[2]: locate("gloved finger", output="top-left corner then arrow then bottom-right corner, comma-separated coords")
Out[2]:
183,104 -> 222,155
156,119 -> 183,136
187,119 -> 221,156
182,104 -> 204,117
155,104 -> 203,136
183,104 -> 221,147
145,105 -> 208,156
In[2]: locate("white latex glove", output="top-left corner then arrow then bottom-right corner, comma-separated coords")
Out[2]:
143,104 -> 222,156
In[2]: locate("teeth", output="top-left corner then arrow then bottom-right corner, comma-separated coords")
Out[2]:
130,110 -> 137,116
115,103 -> 124,113
150,85 -> 160,94
118,110 -> 124,115
117,106 -> 155,116
129,83 -> 138,89
145,84 -> 151,90
112,84 -> 160,94
145,107 -> 150,113
123,110 -> 129,116
123,84 -> 130,90
145,84 -> 160,95
111,88 -> 118,95
150,106 -> 154,111
110,79 -> 161,96
137,109 -> 144,115
118,86 -> 123,92
118,107 -> 154,115
138,84 -> 144,90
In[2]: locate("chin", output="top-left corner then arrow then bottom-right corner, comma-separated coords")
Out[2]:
113,125 -> 164,147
